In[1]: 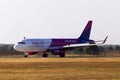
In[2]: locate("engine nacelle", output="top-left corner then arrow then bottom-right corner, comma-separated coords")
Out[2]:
51,49 -> 65,55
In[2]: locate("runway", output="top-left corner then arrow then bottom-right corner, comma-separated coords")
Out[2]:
0,58 -> 120,80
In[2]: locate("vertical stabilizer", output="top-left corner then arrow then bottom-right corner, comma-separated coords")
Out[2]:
78,21 -> 93,42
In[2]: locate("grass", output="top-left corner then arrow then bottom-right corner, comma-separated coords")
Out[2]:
0,58 -> 120,80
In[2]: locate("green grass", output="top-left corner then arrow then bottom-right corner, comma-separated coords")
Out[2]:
0,58 -> 120,80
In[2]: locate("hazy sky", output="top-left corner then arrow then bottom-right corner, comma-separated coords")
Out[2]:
0,0 -> 120,44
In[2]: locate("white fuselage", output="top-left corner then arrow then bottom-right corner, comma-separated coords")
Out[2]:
14,39 -> 52,52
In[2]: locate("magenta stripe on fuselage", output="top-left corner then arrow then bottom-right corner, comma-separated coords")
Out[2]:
50,39 -> 79,47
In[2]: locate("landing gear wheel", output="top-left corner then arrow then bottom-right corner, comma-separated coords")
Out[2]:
24,55 -> 28,58
42,53 -> 48,57
60,53 -> 65,57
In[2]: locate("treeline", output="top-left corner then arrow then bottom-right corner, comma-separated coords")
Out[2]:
73,45 -> 120,57
0,44 -> 120,57
75,45 -> 120,54
0,44 -> 22,56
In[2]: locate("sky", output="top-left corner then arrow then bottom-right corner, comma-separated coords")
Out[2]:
0,0 -> 120,44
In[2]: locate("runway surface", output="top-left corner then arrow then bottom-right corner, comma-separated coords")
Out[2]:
0,58 -> 120,80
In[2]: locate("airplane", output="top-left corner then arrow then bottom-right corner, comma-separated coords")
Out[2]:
14,20 -> 108,57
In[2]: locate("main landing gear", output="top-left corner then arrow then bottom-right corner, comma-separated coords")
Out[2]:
59,53 -> 65,57
42,52 -> 48,57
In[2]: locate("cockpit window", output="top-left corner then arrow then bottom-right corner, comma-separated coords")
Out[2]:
18,42 -> 25,44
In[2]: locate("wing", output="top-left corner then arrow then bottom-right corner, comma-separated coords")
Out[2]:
62,36 -> 108,50
61,43 -> 100,51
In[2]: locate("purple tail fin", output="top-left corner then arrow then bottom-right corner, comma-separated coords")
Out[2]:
78,21 -> 93,43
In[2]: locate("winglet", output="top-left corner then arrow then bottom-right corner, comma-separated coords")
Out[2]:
103,36 -> 108,44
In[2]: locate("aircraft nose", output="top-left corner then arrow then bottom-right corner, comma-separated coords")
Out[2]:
14,44 -> 22,51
